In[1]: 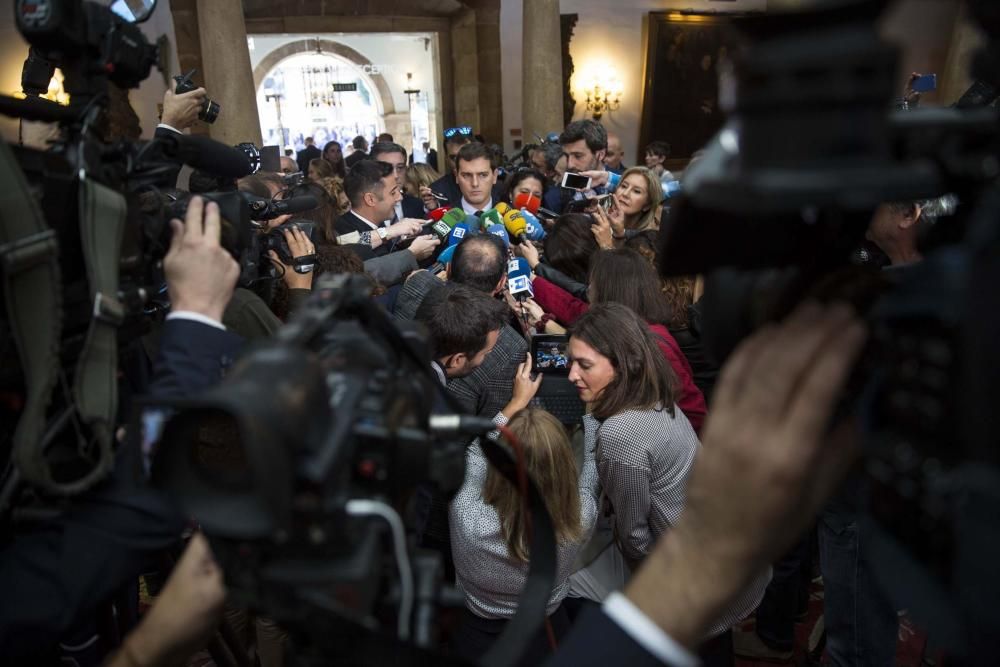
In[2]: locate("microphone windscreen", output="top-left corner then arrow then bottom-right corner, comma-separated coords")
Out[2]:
164,133 -> 254,178
440,208 -> 467,229
428,206 -> 451,221
486,224 -> 510,247
521,210 -> 546,241
481,210 -> 503,228
508,257 -> 531,276
502,209 -> 527,238
494,202 -> 512,217
513,192 -> 541,214
448,223 -> 469,246
437,243 -> 458,265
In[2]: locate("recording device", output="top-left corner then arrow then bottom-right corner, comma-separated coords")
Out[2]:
521,210 -> 547,242
0,0 -> 259,502
561,172 -> 592,191
236,143 -> 282,174
150,274 -> 561,665
172,68 -> 220,124
911,73 -> 937,93
656,0 -> 1000,659
265,221 -> 317,273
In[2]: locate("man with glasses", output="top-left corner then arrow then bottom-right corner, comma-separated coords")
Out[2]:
369,142 -> 427,222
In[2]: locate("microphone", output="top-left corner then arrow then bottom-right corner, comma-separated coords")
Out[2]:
428,206 -> 452,221
513,192 -> 541,214
486,224 -> 510,248
436,243 -> 459,266
155,132 -> 254,178
521,210 -> 547,242
502,209 -> 529,244
507,256 -> 534,301
422,208 -> 467,239
447,222 -> 470,246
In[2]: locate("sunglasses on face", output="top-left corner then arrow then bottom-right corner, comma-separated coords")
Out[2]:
444,125 -> 473,138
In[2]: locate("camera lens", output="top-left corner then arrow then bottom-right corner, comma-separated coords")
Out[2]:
201,99 -> 220,124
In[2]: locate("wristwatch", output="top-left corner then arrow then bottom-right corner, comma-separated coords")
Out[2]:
377,227 -> 389,240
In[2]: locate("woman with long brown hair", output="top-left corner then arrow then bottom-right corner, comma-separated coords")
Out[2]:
566,303 -> 766,666
449,401 -> 598,663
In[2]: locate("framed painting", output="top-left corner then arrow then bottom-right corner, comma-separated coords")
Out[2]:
639,11 -> 756,173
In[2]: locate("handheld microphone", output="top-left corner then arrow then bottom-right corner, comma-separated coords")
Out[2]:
502,209 -> 529,244
422,208 -> 467,239
428,206 -> 452,221
513,192 -> 541,214
507,257 -> 534,301
521,210 -> 547,242
436,243 -> 459,266
486,224 -> 510,248
448,222 -> 469,246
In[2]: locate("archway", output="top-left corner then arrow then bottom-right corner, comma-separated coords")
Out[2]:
253,39 -> 396,151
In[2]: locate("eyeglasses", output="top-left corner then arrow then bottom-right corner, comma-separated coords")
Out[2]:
444,125 -> 473,138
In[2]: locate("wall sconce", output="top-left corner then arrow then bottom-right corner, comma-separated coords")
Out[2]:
580,65 -> 622,121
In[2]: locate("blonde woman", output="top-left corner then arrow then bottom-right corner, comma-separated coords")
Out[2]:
404,162 -> 441,201
449,406 -> 598,663
607,166 -> 664,235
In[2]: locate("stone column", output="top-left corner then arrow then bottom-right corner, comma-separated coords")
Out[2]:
196,0 -> 262,145
522,0 -> 564,139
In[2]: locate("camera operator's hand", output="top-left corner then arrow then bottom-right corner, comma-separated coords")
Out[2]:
502,353 -> 543,418
161,82 -> 208,132
112,534 -> 225,667
625,303 -> 866,648
407,234 -> 441,262
165,197 -> 239,323
268,225 -> 315,290
514,241 -> 540,270
419,186 -> 438,212
386,218 -> 426,240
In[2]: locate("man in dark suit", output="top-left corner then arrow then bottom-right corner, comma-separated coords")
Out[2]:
422,133 -> 505,210
344,135 -> 369,169
296,137 -> 321,174
423,141 -> 439,171
370,142 -> 427,221
394,234 -> 526,418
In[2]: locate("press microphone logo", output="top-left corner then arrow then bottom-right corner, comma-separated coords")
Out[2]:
453,227 -> 466,240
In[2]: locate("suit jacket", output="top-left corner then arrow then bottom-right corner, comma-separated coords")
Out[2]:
394,271 -> 527,417
0,319 -> 241,661
296,144 -> 321,173
401,193 -> 426,220
545,607 -> 670,667
345,151 -> 368,169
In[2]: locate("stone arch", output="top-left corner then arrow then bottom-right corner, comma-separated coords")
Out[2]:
252,38 -> 397,116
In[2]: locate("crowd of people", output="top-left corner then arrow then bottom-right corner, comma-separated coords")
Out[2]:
3,76 -> 901,667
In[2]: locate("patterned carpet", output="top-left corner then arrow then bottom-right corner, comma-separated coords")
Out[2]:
735,576 -> 936,667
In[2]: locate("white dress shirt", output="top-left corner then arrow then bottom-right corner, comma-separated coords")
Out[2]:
461,197 -> 493,216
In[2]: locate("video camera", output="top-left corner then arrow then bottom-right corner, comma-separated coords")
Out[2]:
0,0 -> 271,503
657,0 -> 1000,659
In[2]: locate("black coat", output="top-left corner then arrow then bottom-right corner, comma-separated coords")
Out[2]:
296,144 -> 321,173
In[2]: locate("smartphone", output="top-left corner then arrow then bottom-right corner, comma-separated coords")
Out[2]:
531,335 -> 570,374
911,73 -> 937,93
561,172 -> 592,191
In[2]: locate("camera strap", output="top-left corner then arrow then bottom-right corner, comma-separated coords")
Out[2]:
0,139 -> 63,492
0,140 -> 121,495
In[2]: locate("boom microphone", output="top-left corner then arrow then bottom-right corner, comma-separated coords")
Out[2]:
243,194 -> 319,221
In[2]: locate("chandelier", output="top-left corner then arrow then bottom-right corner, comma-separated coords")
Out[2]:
302,64 -> 341,109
